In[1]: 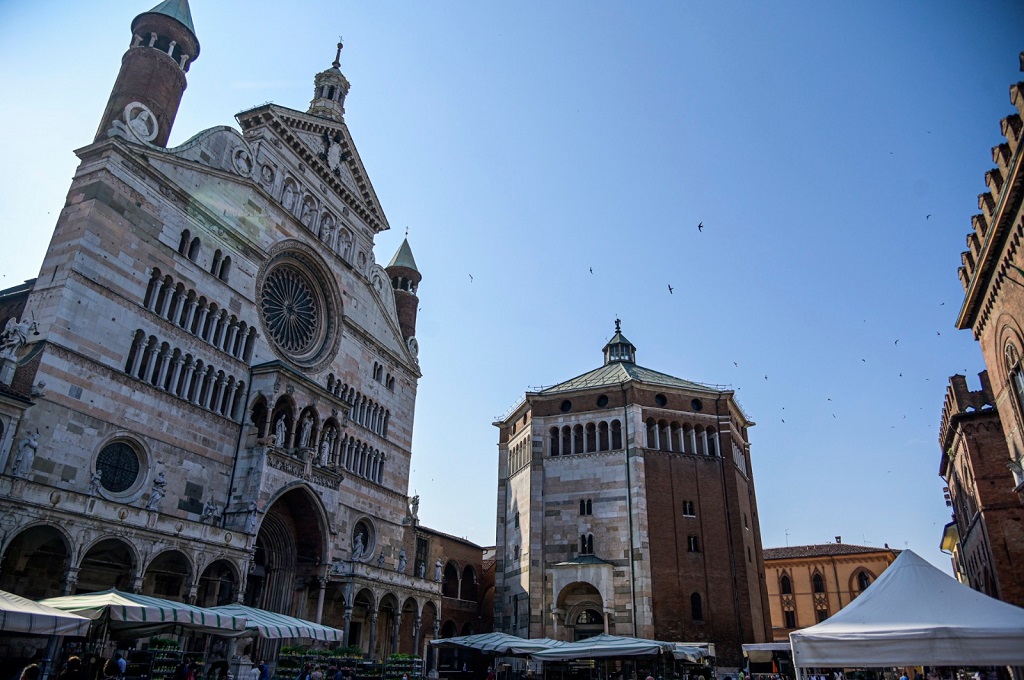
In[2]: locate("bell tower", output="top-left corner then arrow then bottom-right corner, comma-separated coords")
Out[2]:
386,239 -> 422,341
94,0 -> 200,148
308,42 -> 351,122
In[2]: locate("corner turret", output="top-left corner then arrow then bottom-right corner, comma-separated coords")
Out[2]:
94,0 -> 200,147
386,239 -> 421,340
602,319 -> 636,365
308,42 -> 351,122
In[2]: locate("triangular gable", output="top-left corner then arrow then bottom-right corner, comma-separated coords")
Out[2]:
235,104 -> 390,234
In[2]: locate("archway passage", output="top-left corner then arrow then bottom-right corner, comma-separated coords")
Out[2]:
556,581 -> 605,641
78,538 -> 135,593
195,559 -> 237,607
143,550 -> 191,601
0,525 -> 69,598
245,487 -> 326,617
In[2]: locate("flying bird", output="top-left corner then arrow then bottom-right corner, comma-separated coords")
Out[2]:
940,302 -> 945,306
468,274 -> 474,282
895,339 -> 899,346
926,214 -> 932,220
764,374 -> 768,381
936,331 -> 941,336
733,362 -> 738,367
668,284 -> 674,294
697,222 -> 703,232
589,267 -> 593,274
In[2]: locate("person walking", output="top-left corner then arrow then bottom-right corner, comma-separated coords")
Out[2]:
56,657 -> 86,680
19,665 -> 40,680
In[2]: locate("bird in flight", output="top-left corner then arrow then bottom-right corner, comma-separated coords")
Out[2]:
895,339 -> 899,346
668,284 -> 674,294
926,214 -> 932,220
764,374 -> 768,381
589,267 -> 593,274
940,302 -> 945,306
698,222 -> 703,232
733,361 -> 738,367
936,331 -> 941,336
468,274 -> 474,282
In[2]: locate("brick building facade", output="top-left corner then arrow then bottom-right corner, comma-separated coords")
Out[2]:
954,53 -> 1024,496
761,543 -> 897,642
937,372 -> 1024,605
493,323 -> 770,667
0,0 -> 485,669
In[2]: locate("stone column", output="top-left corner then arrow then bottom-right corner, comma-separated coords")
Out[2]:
142,344 -> 159,383
171,292 -> 187,326
412,615 -> 422,662
342,609 -> 352,647
688,429 -> 697,454
391,616 -> 401,657
169,355 -> 185,396
314,576 -> 327,624
128,334 -> 146,376
195,305 -> 210,339
368,611 -> 379,660
149,278 -> 165,312
604,611 -> 611,634
62,566 -> 80,595
184,299 -> 199,331
226,323 -> 240,354
155,347 -> 171,389
699,430 -> 708,455
224,380 -> 240,417
159,286 -> 175,318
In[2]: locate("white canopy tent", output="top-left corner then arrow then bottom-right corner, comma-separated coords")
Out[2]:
529,634 -> 674,660
0,589 -> 91,637
789,549 -> 1024,667
209,603 -> 343,641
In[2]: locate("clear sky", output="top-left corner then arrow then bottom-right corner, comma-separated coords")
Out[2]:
1,1 -> 1022,574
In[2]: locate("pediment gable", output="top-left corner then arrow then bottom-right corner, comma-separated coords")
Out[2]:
236,104 -> 390,234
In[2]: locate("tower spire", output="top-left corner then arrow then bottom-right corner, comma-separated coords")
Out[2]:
308,38 -> 351,122
603,320 -> 636,365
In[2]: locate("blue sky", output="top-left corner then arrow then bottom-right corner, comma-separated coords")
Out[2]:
1,1 -> 1022,573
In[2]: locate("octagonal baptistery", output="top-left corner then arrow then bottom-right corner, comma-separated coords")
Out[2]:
493,323 -> 772,667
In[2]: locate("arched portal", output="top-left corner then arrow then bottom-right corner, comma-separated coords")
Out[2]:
245,486 -> 327,617
78,538 -> 136,593
348,587 -> 377,654
142,550 -> 191,601
0,525 -> 70,598
556,581 -> 605,641
195,559 -> 238,607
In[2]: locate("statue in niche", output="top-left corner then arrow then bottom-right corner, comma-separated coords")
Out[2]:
434,558 -> 443,582
338,231 -> 353,260
318,437 -> 330,465
11,430 -> 39,477
202,499 -> 221,523
377,551 -> 385,569
417,562 -> 426,579
301,198 -> 316,227
282,181 -> 296,210
397,548 -> 408,574
319,214 -> 335,241
299,414 -> 313,449
88,469 -> 103,496
145,471 -> 167,511
1,317 -> 36,360
351,532 -> 365,560
245,501 -> 259,534
274,416 -> 287,448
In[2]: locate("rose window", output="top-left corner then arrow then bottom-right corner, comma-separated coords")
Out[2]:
261,266 -> 320,354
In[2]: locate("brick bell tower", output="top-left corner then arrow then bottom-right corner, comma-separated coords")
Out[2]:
386,239 -> 422,340
94,0 -> 200,148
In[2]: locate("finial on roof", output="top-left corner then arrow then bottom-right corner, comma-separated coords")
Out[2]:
333,39 -> 344,69
614,318 -> 621,333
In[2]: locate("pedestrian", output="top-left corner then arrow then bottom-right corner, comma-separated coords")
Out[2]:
258,661 -> 270,680
297,663 -> 312,680
249,664 -> 261,680
57,657 -> 86,680
175,657 -> 194,680
115,654 -> 127,679
19,665 -> 40,680
311,665 -> 324,680
102,659 -> 119,680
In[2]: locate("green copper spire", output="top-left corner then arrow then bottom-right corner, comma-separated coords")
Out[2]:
143,0 -> 196,37
387,238 -> 419,272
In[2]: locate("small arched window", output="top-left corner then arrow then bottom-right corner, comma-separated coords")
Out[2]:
188,237 -> 201,261
177,229 -> 191,255
857,571 -> 871,592
780,574 -> 792,595
690,592 -> 703,622
812,572 -> 825,594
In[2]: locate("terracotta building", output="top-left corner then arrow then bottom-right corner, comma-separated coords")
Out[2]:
937,372 -> 1024,606
493,323 -> 771,668
955,52 -> 1024,495
0,0 -> 487,669
762,543 -> 898,642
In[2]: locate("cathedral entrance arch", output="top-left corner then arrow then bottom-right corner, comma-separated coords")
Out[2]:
245,486 -> 328,616
556,582 -> 606,640
0,524 -> 70,598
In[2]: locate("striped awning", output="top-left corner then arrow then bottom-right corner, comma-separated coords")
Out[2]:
529,634 -> 674,660
0,589 -> 91,637
39,589 -> 246,634
430,632 -> 565,655
209,604 -> 343,641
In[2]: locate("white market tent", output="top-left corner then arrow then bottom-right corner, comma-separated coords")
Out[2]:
209,603 -> 343,641
40,589 -> 247,636
789,550 -> 1024,667
0,589 -> 91,636
430,632 -> 565,655
529,634 -> 674,660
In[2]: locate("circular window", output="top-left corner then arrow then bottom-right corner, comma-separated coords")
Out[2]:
257,244 -> 341,370
596,395 -> 609,408
96,442 -> 140,493
560,400 -> 572,413
655,394 -> 668,407
691,398 -> 703,412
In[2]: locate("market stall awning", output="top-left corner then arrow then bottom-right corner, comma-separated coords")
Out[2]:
672,643 -> 714,662
209,604 -> 343,641
742,643 -> 790,664
0,589 -> 91,637
430,632 -> 564,655
530,634 -> 674,660
39,589 -> 247,636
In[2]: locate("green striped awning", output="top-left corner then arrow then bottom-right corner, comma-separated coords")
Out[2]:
210,604 -> 344,641
1,589 -> 92,637
39,589 -> 246,634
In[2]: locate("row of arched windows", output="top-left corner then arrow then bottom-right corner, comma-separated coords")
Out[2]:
644,419 -> 720,456
372,362 -> 397,391
441,562 -> 479,601
144,269 -> 256,361
338,435 -> 387,484
124,330 -> 245,420
210,250 -> 231,282
325,374 -> 390,438
549,419 -> 623,456
177,230 -> 201,261
579,533 -> 594,555
508,437 -> 530,475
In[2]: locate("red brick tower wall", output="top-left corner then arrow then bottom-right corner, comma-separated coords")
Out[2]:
387,264 -> 419,340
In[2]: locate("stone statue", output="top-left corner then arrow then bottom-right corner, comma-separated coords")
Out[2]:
202,499 -> 221,523
145,471 -> 166,511
282,182 -> 296,210
274,416 -> 287,448
409,494 -> 420,520
417,562 -> 426,578
12,430 -> 39,477
1,317 -> 35,360
299,414 -> 313,449
377,551 -> 385,569
244,501 -> 259,534
88,469 -> 103,496
434,557 -> 443,582
301,199 -> 315,226
318,437 -> 330,465
319,215 -> 335,241
397,548 -> 408,573
351,533 -> 364,560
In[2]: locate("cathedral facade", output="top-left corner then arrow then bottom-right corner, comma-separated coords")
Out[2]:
492,325 -> 771,667
0,0 -> 457,663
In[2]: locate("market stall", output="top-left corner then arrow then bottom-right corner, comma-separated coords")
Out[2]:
789,550 -> 1024,669
0,589 -> 91,637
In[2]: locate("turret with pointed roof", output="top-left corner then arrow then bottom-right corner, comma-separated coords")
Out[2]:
94,0 -> 200,147
308,42 -> 351,122
386,238 -> 422,341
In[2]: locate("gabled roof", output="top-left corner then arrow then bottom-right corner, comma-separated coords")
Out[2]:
387,238 -> 419,272
537,361 -> 714,395
764,543 -> 897,561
